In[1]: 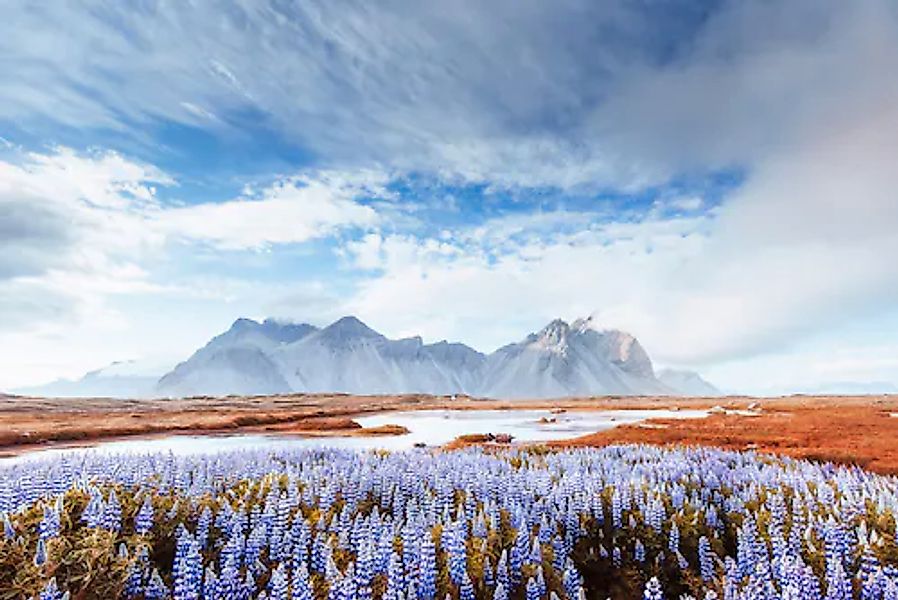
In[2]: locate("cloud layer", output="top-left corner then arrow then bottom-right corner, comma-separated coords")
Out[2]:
4,1 -> 892,190
2,1 -> 898,392
0,147 -> 379,334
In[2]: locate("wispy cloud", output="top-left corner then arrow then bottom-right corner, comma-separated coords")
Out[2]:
156,176 -> 382,250
8,1 -> 892,191
335,89 -> 898,365
0,147 -> 384,337
2,1 -> 898,391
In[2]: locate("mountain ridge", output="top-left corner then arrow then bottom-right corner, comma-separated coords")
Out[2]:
15,316 -> 722,399
157,315 -> 704,399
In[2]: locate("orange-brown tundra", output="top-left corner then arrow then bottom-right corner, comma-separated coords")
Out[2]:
2,392 -> 897,474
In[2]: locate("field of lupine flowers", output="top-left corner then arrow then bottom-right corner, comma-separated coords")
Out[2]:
2,445 -> 898,600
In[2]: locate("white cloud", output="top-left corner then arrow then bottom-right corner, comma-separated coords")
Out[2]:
0,148 -> 172,338
1,147 -> 386,257
665,196 -> 703,212
338,216 -> 710,353
3,2 -> 898,393
337,94 -> 898,371
6,1 -> 895,191
0,146 -> 393,387
157,176 -> 380,250
700,312 -> 898,395
304,0 -> 898,380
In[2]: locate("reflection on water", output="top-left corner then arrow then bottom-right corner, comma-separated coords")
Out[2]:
4,408 -> 706,464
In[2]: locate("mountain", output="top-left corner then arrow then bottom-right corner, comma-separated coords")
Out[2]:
269,316 -> 485,395
656,369 -> 722,396
157,318 -> 316,397
14,359 -> 168,398
478,317 -> 670,398
157,315 -> 683,399
17,315 -> 720,399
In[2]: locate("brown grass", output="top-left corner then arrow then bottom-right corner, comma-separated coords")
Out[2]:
358,424 -> 410,436
0,392 -> 720,451
3,393 -> 898,473
551,400 -> 898,474
442,433 -> 518,451
261,416 -> 362,432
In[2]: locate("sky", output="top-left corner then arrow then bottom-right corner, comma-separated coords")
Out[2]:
2,0 -> 898,395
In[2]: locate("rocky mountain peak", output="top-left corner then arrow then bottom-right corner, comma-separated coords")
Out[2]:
145,314 -> 717,398
320,316 -> 383,340
533,319 -> 571,351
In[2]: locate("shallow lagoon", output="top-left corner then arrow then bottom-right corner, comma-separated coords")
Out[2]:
4,408 -> 707,463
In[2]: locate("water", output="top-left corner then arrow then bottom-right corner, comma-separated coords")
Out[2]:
3,408 -> 706,464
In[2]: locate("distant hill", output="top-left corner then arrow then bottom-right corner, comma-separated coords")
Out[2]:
788,381 -> 898,396
13,359 -> 169,399
657,369 -> 721,397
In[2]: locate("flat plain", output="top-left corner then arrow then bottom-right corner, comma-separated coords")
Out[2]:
2,393 -> 897,473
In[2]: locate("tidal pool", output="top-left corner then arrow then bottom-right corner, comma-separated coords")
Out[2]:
3,408 -> 706,464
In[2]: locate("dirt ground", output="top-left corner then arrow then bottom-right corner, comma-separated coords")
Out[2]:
1,393 -> 897,473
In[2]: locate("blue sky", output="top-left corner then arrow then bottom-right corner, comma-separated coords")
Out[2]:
2,0 -> 898,393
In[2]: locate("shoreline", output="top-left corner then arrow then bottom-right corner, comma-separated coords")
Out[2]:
2,393 -> 898,473
0,415 -> 416,459
0,392 -> 730,450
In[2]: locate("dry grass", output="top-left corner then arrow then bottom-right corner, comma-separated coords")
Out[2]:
3,393 -> 898,473
0,392 -> 717,451
261,416 -> 362,432
357,424 -> 410,436
551,401 -> 898,474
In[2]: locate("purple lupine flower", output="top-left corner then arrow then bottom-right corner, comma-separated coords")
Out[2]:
698,536 -> 714,581
144,569 -> 169,600
447,521 -> 468,585
2,513 -> 14,539
562,560 -> 581,600
496,550 -> 510,592
634,538 -> 646,564
459,570 -> 475,600
384,551 -> 404,600
643,576 -> 664,600
418,532 -> 437,600
483,556 -> 495,589
825,559 -> 852,600
525,577 -> 540,600
135,495 -> 154,535
34,538 -> 48,567
39,577 -> 63,600
38,503 -> 60,540
269,563 -> 288,600
103,490 -> 122,533
292,563 -> 313,600
668,522 -> 680,553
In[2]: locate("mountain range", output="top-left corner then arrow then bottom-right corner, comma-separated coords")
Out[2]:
16,316 -> 721,399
